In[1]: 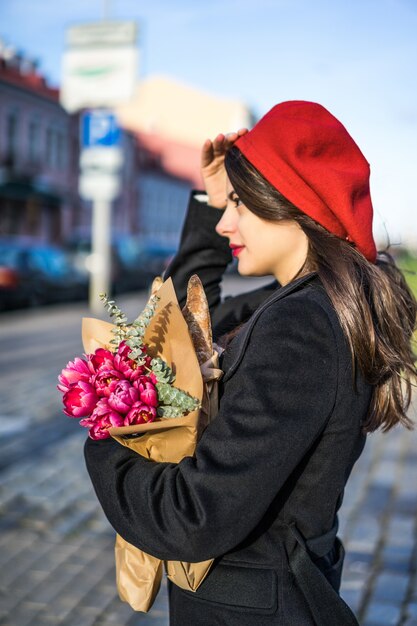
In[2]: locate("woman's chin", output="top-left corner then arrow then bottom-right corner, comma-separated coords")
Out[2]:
237,264 -> 251,276
237,264 -> 265,278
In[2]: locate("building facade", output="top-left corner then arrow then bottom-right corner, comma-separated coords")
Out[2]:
135,132 -> 195,249
0,47 -> 81,243
0,44 -> 252,254
117,76 -> 254,249
0,43 -> 138,246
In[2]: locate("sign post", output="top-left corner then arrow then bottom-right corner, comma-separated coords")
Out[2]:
79,110 -> 123,314
89,197 -> 112,313
60,21 -> 138,113
60,20 -> 138,313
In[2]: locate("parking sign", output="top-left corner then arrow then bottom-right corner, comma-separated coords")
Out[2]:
82,110 -> 121,148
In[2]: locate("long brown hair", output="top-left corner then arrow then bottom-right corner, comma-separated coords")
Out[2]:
224,146 -> 417,433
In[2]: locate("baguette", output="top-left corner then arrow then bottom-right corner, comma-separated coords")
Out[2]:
150,276 -> 163,296
182,274 -> 213,365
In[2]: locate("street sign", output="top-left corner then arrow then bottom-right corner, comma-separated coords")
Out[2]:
82,110 -> 121,148
60,21 -> 138,113
79,111 -> 123,201
61,22 -> 137,310
67,21 -> 137,47
80,146 -> 123,171
79,170 -> 121,202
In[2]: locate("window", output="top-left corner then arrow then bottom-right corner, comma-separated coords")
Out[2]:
45,127 -> 53,167
28,120 -> 39,164
56,132 -> 66,170
6,112 -> 18,163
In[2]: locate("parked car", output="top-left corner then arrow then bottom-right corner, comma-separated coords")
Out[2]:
0,239 -> 88,311
133,240 -> 178,281
113,236 -> 155,293
0,242 -> 34,310
25,245 -> 88,304
64,236 -> 177,295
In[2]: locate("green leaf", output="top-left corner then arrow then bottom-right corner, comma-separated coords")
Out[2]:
157,405 -> 184,418
132,294 -> 160,331
156,383 -> 200,411
151,357 -> 175,383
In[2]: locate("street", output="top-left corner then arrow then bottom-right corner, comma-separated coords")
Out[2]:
0,275 -> 417,626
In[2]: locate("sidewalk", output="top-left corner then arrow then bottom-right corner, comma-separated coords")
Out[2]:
1,406 -> 416,626
340,401 -> 417,626
0,429 -> 168,626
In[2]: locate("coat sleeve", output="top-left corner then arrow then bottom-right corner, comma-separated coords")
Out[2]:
163,191 -> 233,311
84,296 -> 338,562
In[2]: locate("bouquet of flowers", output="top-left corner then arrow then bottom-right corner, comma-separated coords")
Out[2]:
58,288 -> 201,440
58,275 -> 222,612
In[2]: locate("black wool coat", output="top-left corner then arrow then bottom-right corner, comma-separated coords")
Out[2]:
84,192 -> 371,625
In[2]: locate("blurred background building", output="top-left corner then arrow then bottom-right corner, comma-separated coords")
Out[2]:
0,42 -> 78,244
0,40 -> 253,250
1,1 -> 416,314
119,75 -> 254,247
0,40 -> 140,246
0,36 -> 253,310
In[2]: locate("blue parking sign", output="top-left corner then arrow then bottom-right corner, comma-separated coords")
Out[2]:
81,110 -> 121,148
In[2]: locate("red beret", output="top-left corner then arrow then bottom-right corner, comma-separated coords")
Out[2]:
235,101 -> 377,263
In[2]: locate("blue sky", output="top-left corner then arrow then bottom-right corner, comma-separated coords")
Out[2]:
1,0 -> 416,245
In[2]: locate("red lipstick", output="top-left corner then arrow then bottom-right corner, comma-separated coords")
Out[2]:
230,244 -> 245,257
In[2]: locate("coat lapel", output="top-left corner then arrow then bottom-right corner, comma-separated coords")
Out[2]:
222,272 -> 317,383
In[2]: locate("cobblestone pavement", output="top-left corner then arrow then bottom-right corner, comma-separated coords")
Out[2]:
0,278 -> 416,626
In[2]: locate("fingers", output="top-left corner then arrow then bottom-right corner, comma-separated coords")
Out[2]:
201,128 -> 250,167
213,133 -> 226,156
212,130 -> 247,153
201,134 -> 227,168
201,138 -> 214,168
218,128 -> 249,149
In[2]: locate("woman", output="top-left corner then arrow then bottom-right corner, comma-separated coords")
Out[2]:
84,101 -> 416,625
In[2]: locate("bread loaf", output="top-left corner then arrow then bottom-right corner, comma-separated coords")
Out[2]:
182,274 -> 213,365
150,276 -> 163,296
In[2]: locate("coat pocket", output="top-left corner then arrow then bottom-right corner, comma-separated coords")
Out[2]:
177,559 -> 278,615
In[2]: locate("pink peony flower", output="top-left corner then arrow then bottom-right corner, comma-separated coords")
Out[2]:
108,380 -> 138,414
90,348 -> 115,371
88,414 -> 124,439
82,398 -> 125,439
125,401 -> 157,425
114,341 -> 145,380
88,422 -> 112,440
63,381 -> 98,417
133,375 -> 158,407
58,357 -> 92,393
93,366 -> 125,397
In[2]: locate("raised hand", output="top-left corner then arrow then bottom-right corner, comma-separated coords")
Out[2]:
201,128 -> 248,209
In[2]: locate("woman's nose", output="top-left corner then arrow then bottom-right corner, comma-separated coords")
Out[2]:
215,205 -> 236,237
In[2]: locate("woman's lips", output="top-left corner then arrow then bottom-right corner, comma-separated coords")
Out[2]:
230,245 -> 245,257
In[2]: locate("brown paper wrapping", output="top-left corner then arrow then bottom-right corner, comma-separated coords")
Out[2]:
82,277 -> 220,612
114,541 -> 163,612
